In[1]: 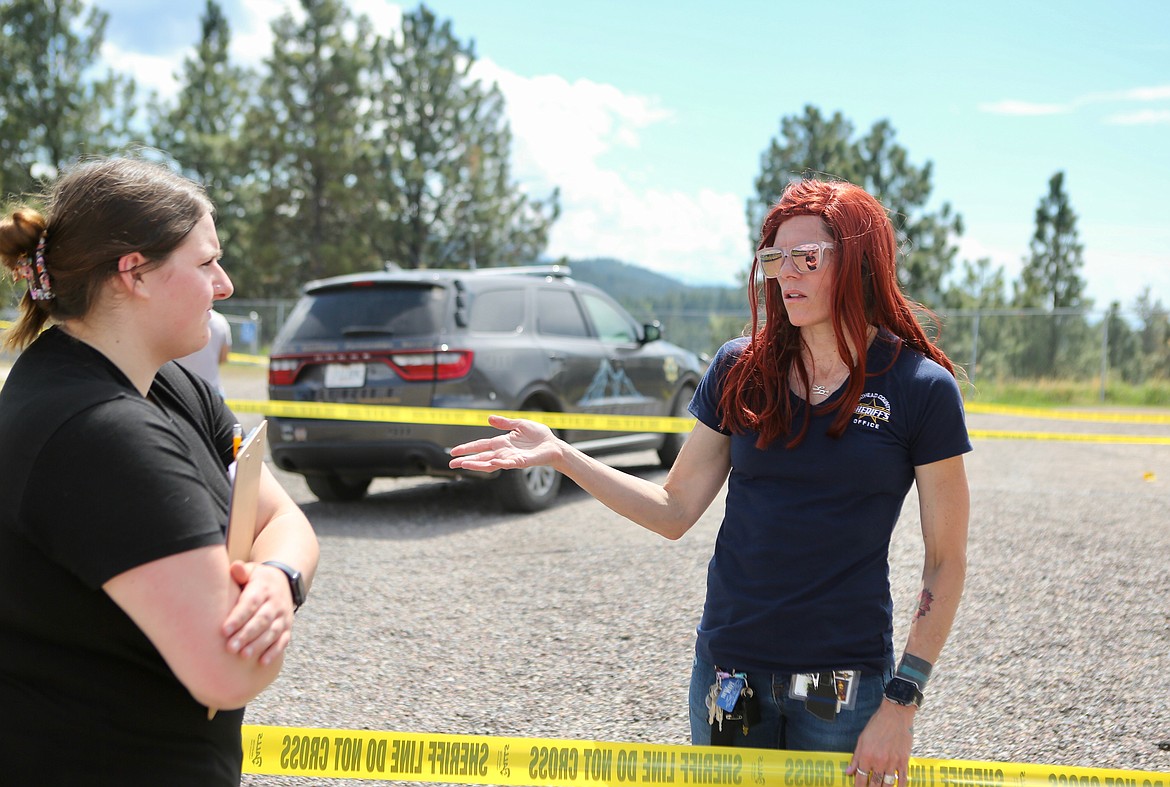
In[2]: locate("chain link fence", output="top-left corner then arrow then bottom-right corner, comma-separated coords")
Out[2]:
198,301 -> 1170,391
646,306 -> 1169,402
7,300 -> 1167,402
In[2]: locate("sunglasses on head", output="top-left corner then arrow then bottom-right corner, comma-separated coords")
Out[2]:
755,241 -> 835,277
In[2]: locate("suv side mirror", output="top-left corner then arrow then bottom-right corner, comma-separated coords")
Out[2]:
642,321 -> 662,344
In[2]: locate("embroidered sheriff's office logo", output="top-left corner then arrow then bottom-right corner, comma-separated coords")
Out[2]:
852,392 -> 891,430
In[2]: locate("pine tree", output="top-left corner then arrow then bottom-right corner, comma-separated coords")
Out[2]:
367,4 -> 558,269
1011,172 -> 1092,377
0,0 -> 135,198
243,0 -> 379,292
151,0 -> 260,292
1133,288 -> 1170,380
1016,171 -> 1087,311
749,105 -> 962,307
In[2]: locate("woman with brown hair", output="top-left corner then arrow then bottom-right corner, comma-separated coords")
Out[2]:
0,156 -> 319,785
451,179 -> 970,785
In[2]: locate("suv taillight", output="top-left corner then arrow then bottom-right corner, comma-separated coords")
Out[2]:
269,357 -> 304,385
389,350 -> 474,381
267,350 -> 474,385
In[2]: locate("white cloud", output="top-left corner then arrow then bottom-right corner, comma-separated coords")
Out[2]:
1102,84 -> 1170,102
1079,224 -> 1170,309
98,3 -> 746,288
101,43 -> 186,100
231,0 -> 289,71
954,233 -> 1026,291
347,0 -> 403,34
472,58 -> 744,286
474,61 -> 671,186
978,100 -> 1070,116
955,224 -> 1170,312
101,0 -> 403,101
981,83 -> 1170,121
1105,109 -> 1170,125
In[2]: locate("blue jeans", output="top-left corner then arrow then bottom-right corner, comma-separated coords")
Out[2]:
689,651 -> 892,752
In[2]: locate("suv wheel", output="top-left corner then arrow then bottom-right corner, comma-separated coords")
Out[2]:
494,406 -> 562,512
306,473 -> 372,502
657,383 -> 695,468
495,465 -> 562,513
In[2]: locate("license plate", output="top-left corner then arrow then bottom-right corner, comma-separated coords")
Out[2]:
324,363 -> 366,388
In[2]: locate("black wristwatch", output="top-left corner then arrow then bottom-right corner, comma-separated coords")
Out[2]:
883,677 -> 924,708
262,561 -> 306,611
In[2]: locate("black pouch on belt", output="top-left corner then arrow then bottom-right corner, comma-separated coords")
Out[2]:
804,671 -> 840,721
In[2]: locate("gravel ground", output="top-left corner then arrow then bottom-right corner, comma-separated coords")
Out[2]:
216,363 -> 1170,785
9,361 -> 1170,782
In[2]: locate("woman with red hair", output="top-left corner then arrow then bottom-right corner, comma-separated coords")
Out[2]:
451,179 -> 970,783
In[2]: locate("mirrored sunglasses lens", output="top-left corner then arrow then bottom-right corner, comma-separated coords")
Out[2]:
757,249 -> 785,276
792,244 -> 821,271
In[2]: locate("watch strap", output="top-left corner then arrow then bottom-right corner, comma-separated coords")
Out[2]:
262,561 -> 306,609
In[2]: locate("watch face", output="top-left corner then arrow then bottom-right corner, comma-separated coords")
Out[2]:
884,678 -> 922,706
289,571 -> 306,606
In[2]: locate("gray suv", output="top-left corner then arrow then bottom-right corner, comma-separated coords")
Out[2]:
266,266 -> 704,510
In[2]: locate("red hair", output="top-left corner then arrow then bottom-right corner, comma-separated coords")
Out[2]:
719,179 -> 957,448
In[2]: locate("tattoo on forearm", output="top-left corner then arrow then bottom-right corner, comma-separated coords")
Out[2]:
914,589 -> 934,621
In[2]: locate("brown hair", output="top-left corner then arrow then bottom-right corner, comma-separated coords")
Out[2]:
719,178 -> 957,448
1,156 -> 213,349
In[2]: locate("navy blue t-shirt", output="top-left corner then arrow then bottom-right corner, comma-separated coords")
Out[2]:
689,331 -> 971,675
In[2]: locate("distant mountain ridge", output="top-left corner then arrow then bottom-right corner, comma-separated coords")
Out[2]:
558,257 -> 694,299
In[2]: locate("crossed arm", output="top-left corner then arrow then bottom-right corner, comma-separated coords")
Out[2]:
104,464 -> 319,710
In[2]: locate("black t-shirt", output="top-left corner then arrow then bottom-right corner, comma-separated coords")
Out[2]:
0,327 -> 245,786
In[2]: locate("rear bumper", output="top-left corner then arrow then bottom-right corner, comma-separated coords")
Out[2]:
267,417 -> 498,478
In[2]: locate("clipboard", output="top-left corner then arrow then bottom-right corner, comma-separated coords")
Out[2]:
210,420 -> 268,720
224,420 -> 267,563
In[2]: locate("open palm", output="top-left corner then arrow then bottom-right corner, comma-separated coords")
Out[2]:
448,415 -> 561,472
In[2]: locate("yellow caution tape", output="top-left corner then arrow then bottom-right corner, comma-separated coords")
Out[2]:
240,726 -> 1168,785
969,429 -> 1170,446
226,398 -> 697,434
227,399 -> 1170,442
2,335 -> 1167,440
227,351 -> 269,366
965,402 -> 1170,425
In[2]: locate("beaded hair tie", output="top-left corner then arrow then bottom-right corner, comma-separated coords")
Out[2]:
15,231 -> 55,300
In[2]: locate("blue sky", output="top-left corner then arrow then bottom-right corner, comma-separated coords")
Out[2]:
94,0 -> 1170,311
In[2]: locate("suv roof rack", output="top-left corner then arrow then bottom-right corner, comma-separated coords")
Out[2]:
463,264 -> 572,278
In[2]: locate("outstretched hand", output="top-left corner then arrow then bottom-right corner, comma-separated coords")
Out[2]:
448,415 -> 562,472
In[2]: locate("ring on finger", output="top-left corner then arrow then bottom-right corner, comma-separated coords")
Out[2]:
856,771 -> 870,778
884,776 -> 897,785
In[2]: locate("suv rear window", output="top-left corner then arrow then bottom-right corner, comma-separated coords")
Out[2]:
279,284 -> 447,341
